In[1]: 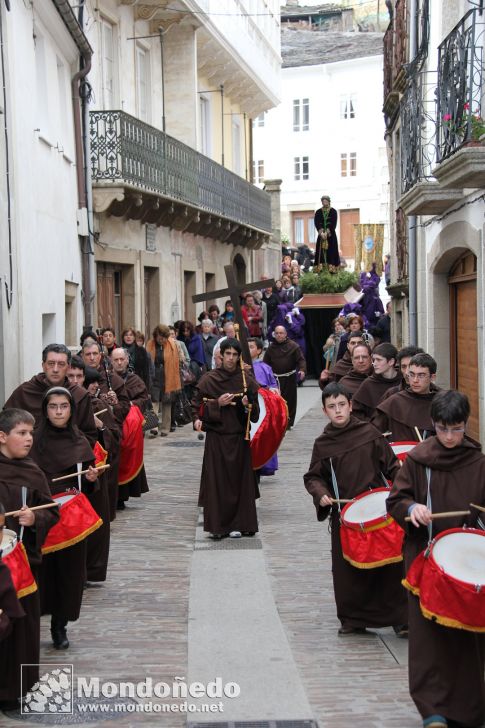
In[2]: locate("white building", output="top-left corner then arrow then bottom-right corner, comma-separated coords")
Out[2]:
0,0 -> 90,399
252,27 -> 389,264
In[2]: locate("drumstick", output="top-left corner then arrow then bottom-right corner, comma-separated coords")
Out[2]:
414,427 -> 423,442
5,502 -> 59,517
94,408 -> 108,416
470,503 -> 485,514
51,464 -> 110,483
330,498 -> 354,504
405,509 -> 471,522
382,431 -> 392,437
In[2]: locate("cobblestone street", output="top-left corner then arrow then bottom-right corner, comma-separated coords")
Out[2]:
3,385 -> 421,727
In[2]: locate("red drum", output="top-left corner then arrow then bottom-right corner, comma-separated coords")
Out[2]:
250,389 -> 288,470
403,528 -> 485,633
390,441 -> 418,462
340,488 -> 404,569
41,491 -> 103,554
1,528 -> 37,599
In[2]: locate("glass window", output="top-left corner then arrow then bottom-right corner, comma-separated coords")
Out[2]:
302,98 -> 309,131
293,100 -> 300,131
294,218 -> 304,244
100,19 -> 115,109
302,156 -> 309,180
350,152 -> 357,176
252,113 -> 265,128
340,94 -> 357,120
136,46 -> 150,122
340,153 -> 348,177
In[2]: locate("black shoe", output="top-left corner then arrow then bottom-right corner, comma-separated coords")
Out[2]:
242,531 -> 256,537
338,625 -> 367,635
116,500 -> 126,511
393,624 -> 409,638
170,426 -> 176,432
51,617 -> 69,650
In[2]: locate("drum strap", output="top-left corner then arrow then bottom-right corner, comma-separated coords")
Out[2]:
77,462 -> 82,493
19,485 -> 27,543
426,467 -> 432,543
329,459 -> 341,512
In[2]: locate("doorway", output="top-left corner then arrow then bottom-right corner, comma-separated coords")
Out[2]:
184,270 -> 196,322
449,252 -> 479,439
339,208 -> 360,259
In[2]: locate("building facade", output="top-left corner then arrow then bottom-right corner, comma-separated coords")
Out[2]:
252,27 -> 389,267
384,0 -> 484,441
87,0 -> 282,337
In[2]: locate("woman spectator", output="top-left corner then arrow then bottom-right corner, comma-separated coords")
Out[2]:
146,325 -> 182,437
220,300 -> 235,327
290,274 -> 302,302
135,331 -> 146,347
177,321 -> 206,370
323,316 -> 346,368
337,314 -> 374,360
241,293 -> 263,337
121,327 -> 153,390
274,279 -> 285,303
208,304 -> 223,333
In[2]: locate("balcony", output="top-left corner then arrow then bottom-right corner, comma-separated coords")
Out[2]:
433,9 -> 485,189
89,111 -> 272,248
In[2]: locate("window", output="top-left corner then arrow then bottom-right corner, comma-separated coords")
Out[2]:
252,112 -> 265,128
340,94 -> 357,119
136,46 -> 151,122
294,218 -> 304,244
291,211 -> 315,246
293,98 -> 309,131
199,95 -> 211,156
340,152 -> 357,177
100,18 -> 115,108
294,156 -> 309,181
252,160 -> 265,184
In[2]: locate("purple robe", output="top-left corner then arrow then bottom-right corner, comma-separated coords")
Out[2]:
268,303 -> 306,355
252,361 -> 279,476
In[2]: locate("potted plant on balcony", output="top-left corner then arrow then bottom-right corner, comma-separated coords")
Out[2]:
443,104 -> 485,146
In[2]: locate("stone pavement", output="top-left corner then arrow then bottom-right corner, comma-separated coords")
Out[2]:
2,382 -> 423,727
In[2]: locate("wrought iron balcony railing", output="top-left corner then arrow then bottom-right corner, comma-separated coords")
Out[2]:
437,9 -> 485,162
400,70 -> 437,194
89,110 -> 272,233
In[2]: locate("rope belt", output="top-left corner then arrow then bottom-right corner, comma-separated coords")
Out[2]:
275,370 -> 296,378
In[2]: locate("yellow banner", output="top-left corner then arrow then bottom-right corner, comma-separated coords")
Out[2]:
354,224 -> 385,275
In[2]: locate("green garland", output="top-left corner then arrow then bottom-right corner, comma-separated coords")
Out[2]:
300,269 -> 359,294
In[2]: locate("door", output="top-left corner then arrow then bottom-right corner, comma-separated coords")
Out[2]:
339,208 -> 360,259
144,266 -> 160,339
449,252 -> 479,439
184,270 -> 196,322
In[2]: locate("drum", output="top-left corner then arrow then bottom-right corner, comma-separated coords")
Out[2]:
250,388 -> 288,470
390,441 -> 418,462
340,488 -> 404,569
0,528 -> 37,599
41,491 -> 103,554
403,528 -> 485,633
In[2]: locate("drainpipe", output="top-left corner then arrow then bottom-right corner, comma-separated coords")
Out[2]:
51,0 -> 94,330
407,0 -> 418,345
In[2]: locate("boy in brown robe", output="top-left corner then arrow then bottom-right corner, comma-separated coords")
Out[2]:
352,342 -> 401,420
304,383 -> 407,635
193,338 -> 260,539
387,390 -> 485,728
372,353 -> 439,441
338,342 -> 372,396
0,409 -> 58,710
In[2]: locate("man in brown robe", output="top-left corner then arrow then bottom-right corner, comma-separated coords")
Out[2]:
338,342 -> 372,396
81,341 -> 130,519
304,382 -> 406,635
319,331 -> 364,389
379,345 -> 425,403
387,390 -> 485,728
352,343 -> 401,421
192,338 -> 260,538
111,348 -> 149,505
4,343 -> 97,446
372,353 -> 439,441
263,325 -> 306,428
67,359 -> 112,583
0,408 -> 59,709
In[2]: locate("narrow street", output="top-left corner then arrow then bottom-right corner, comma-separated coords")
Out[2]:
3,383 -> 418,727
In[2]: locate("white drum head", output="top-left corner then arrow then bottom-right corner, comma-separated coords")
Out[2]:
55,494 -> 75,507
344,491 -> 389,524
0,528 -> 18,557
250,392 -> 266,440
391,442 -> 417,456
432,531 -> 485,586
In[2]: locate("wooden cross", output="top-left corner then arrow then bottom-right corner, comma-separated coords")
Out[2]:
192,264 -> 275,364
